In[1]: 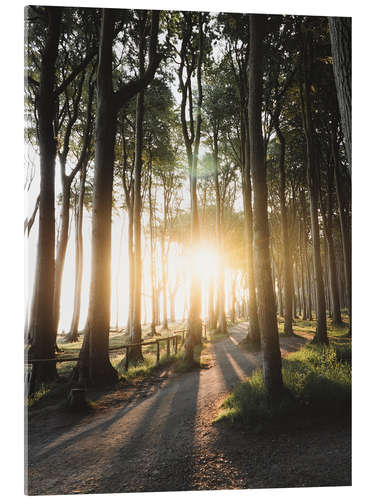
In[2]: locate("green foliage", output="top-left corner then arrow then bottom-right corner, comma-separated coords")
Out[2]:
216,342 -> 351,430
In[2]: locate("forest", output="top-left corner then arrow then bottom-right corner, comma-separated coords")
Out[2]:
24,6 -> 351,494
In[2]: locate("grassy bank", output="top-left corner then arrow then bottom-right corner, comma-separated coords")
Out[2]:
216,340 -> 351,431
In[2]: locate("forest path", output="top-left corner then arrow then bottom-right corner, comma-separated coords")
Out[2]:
27,323 -> 350,494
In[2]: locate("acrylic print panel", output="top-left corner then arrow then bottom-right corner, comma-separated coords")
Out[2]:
24,1 -> 351,496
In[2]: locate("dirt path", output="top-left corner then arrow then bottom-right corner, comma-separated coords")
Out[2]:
26,323 -> 351,494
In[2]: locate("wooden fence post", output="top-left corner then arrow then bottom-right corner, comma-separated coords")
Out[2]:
174,336 -> 178,355
156,340 -> 160,364
167,338 -> 170,359
125,346 -> 129,372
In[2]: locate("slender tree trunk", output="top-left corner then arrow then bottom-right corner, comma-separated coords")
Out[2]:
115,213 -> 126,330
213,132 -> 227,335
53,178 -> 71,337
300,32 -> 328,344
208,274 -> 216,329
249,13 -> 283,402
67,163 -> 87,342
169,292 -> 176,323
28,7 -> 62,387
278,277 -> 284,317
161,193 -> 169,330
242,125 -> 261,349
320,160 -> 342,324
299,221 -> 308,321
148,173 -> 157,337
127,204 -> 134,334
332,135 -> 351,333
129,85 -> 145,360
231,272 -> 236,323
275,122 -> 294,335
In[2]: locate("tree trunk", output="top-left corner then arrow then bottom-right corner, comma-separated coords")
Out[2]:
169,291 -> 176,323
184,14 -> 204,361
67,163 -> 87,342
161,192 -> 169,330
242,122 -> 261,349
148,172 -> 157,337
320,158 -> 342,325
300,32 -> 328,344
78,11 -> 119,384
332,134 -> 351,333
207,274 -> 216,329
53,177 -> 71,337
248,13 -> 283,403
129,85 -> 145,361
299,221 -> 308,321
231,272 -> 236,323
328,17 -> 351,177
127,204 -> 134,334
28,7 -> 62,387
275,122 -> 294,335
213,131 -> 227,335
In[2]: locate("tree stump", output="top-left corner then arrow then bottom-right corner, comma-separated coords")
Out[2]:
68,387 -> 87,410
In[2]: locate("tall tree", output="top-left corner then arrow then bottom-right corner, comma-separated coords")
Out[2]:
53,64 -> 95,340
176,12 -> 206,361
66,77 -> 95,342
128,11 -> 147,361
328,17 -> 351,177
76,9 -> 161,386
27,7 -> 63,386
299,26 -> 328,345
248,14 -> 283,403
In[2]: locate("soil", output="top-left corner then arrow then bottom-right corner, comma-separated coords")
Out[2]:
26,323 -> 351,495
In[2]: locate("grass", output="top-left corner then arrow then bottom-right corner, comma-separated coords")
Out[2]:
277,313 -> 350,339
27,328 -> 211,410
52,320 -> 187,379
216,340 -> 351,431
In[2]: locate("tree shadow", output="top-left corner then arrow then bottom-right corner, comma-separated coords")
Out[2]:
93,370 -> 201,493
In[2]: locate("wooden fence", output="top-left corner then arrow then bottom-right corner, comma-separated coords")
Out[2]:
25,323 -> 207,374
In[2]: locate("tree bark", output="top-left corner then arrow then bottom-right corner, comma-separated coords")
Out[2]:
332,133 -> 351,333
161,189 -> 169,330
129,87 -> 145,360
248,14 -> 283,403
274,120 -> 294,335
320,157 -> 342,325
207,274 -> 216,329
67,162 -> 87,342
300,31 -> 328,344
328,17 -> 351,177
242,119 -> 261,349
28,7 -> 62,387
78,10 -> 118,385
148,170 -> 157,336
178,13 -> 204,361
213,130 -> 227,335
77,9 -> 160,385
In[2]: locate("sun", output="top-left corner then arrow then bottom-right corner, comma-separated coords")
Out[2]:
191,246 -> 219,280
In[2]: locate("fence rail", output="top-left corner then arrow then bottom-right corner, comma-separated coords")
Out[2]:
25,323 -> 207,374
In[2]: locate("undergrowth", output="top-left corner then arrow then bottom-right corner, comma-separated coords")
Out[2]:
27,338 -> 210,409
216,341 -> 351,431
